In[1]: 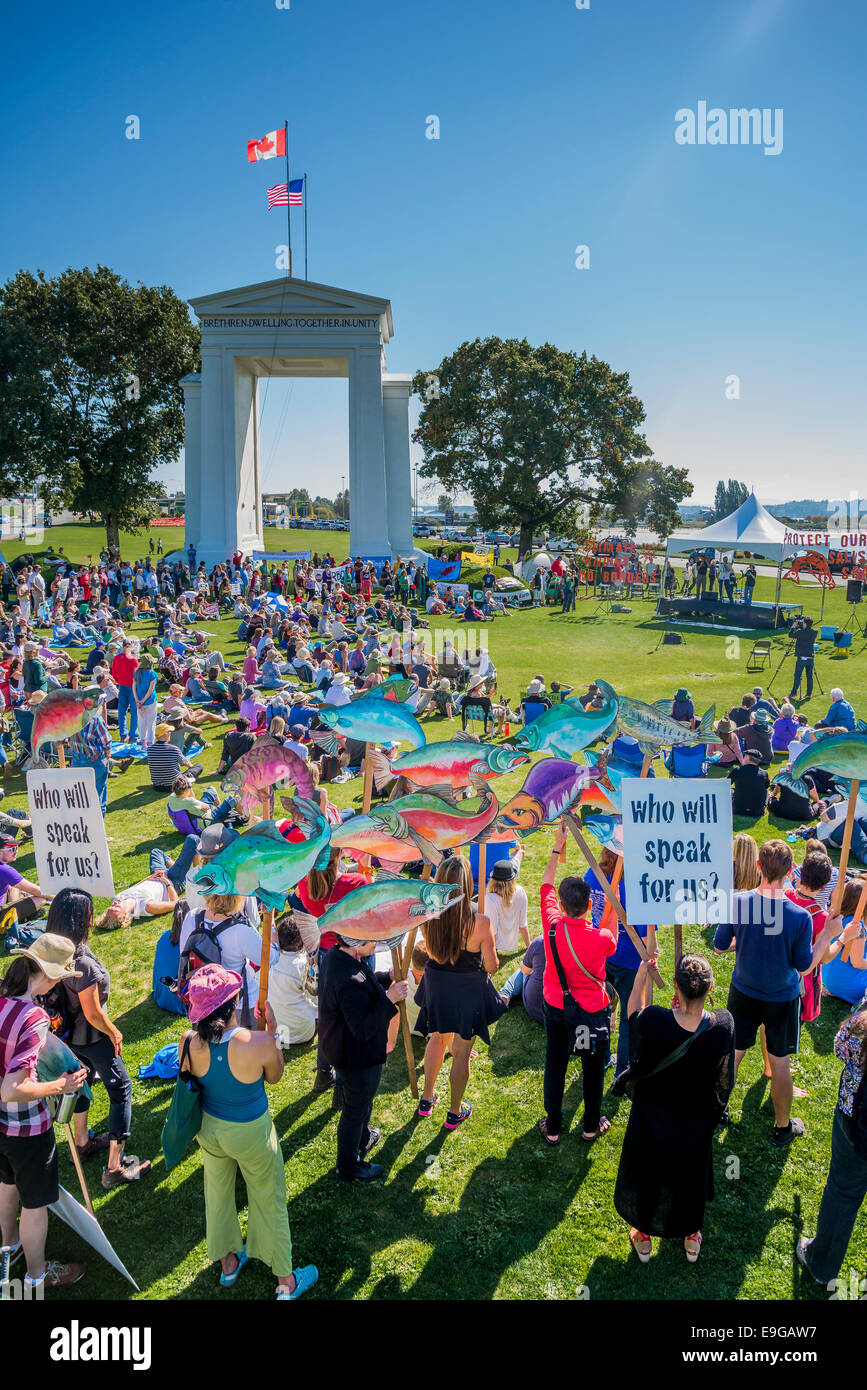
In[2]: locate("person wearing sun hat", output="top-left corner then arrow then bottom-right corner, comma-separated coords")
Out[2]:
710,717 -> 744,766
671,688 -> 695,725
181,963 -> 319,1300
740,709 -> 774,766
0,934 -> 88,1290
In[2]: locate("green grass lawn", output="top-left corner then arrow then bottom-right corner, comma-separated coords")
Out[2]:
2,566 -> 866,1301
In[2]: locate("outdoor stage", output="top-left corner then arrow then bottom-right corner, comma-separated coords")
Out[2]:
656,596 -> 804,629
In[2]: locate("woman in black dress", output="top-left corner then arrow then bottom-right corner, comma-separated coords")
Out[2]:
614,952 -> 734,1265
414,855 -> 506,1130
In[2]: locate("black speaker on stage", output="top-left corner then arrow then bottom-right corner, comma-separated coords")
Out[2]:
847,579 -> 863,604
662,632 -> 683,645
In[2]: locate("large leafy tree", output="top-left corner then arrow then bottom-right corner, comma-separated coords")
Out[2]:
0,265 -> 200,553
412,338 -> 691,554
711,478 -> 750,521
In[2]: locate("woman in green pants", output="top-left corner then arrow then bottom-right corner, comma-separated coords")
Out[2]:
184,963 -> 318,1300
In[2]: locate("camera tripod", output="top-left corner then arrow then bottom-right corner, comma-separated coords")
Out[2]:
767,641 -> 824,701
840,603 -> 867,639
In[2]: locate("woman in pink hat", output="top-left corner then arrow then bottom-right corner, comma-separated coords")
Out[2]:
183,963 -> 318,1300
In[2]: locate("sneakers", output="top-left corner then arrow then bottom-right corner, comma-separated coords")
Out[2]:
101,1155 -> 151,1188
27,1261 -> 87,1289
277,1264 -> 319,1300
771,1117 -> 805,1148
336,1161 -> 384,1183
795,1237 -> 825,1285
361,1127 -> 382,1155
444,1103 -> 472,1131
417,1092 -> 439,1118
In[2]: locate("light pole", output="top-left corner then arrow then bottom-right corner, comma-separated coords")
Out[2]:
340,474 -> 345,523
413,465 -> 418,521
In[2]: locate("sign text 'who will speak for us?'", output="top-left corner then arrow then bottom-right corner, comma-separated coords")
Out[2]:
620,780 -> 733,926
26,768 -> 115,898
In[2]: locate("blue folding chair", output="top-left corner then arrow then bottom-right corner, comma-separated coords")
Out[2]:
668,743 -> 708,778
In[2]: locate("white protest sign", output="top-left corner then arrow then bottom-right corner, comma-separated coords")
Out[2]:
620,778 -> 733,926
26,767 -> 114,898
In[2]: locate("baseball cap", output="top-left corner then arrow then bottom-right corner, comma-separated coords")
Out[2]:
197,823 -> 240,858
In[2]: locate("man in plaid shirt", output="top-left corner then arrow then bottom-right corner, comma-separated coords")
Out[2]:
69,692 -> 112,814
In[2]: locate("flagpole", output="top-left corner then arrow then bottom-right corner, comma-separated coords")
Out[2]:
303,173 -> 308,279
284,118 -> 291,278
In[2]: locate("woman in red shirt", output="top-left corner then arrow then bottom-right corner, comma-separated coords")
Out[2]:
296,850 -> 370,1093
538,824 -> 616,1146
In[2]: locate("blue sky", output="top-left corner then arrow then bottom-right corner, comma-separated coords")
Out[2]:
1,0 -> 864,509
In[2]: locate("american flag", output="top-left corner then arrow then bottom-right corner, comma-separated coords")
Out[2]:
267,179 -> 303,209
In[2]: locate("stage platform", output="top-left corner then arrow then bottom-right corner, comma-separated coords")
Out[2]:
656,597 -> 803,630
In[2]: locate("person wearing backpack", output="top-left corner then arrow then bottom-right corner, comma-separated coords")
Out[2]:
177,891 -> 277,1028
183,963 -> 319,1299
613,953 -> 734,1266
45,889 -> 151,1189
537,825 -> 616,1147
797,1002 -> 867,1285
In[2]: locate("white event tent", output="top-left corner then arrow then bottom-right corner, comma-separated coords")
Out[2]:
662,493 -> 833,620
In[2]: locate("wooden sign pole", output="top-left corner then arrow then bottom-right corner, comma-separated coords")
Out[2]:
257,908 -> 274,1030
639,751 -> 657,1001
564,813 -> 665,988
64,1122 -> 95,1217
361,742 -> 375,815
830,781 -> 861,916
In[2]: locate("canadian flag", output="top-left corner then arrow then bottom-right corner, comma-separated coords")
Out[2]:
247,128 -> 286,163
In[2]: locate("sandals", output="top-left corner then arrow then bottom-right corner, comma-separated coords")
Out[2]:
581,1116 -> 611,1143
219,1246 -> 248,1288
630,1229 -> 652,1264
685,1231 -> 702,1264
538,1117 -> 560,1146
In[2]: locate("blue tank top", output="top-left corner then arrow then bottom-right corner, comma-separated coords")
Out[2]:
200,1027 -> 268,1122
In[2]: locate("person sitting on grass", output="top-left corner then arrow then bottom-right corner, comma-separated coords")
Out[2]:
146,724 -> 205,792
739,709 -> 774,766
771,702 -> 799,753
821,879 -> 867,1007
710,718 -> 743,766
267,913 -> 318,1049
163,684 -> 228,727
167,774 -> 238,828
484,850 -> 530,956
728,748 -> 770,817
814,687 -> 857,733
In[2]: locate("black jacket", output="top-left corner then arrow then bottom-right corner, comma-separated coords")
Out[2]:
318,947 -> 397,1072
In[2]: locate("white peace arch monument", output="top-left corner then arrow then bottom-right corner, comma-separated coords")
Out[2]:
180,276 -> 414,568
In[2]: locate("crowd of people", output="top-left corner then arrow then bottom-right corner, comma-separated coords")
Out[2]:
0,541 -> 865,1303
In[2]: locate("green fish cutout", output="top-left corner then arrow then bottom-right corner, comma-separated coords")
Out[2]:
776,727 -> 867,799
510,694 -> 617,759
595,679 -> 714,756
190,797 -> 331,911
